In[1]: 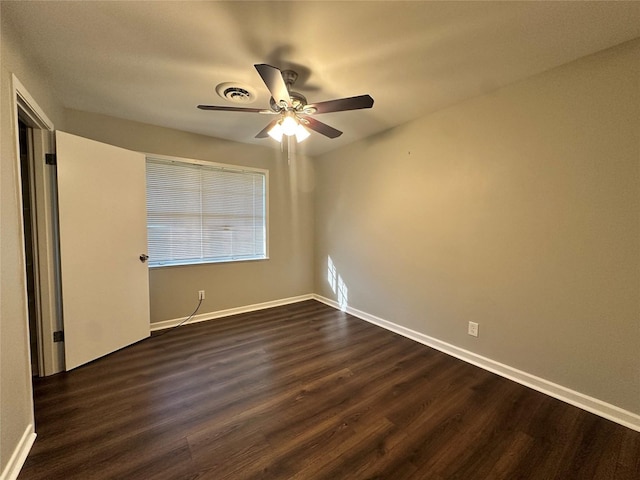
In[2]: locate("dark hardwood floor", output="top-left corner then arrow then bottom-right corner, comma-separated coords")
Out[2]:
19,300 -> 640,479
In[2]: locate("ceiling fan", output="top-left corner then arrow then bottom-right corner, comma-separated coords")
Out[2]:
198,64 -> 374,143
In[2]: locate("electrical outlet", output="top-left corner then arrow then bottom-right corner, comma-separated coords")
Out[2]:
198,290 -> 205,300
468,321 -> 479,337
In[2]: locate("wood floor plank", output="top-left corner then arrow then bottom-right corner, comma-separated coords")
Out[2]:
18,300 -> 640,480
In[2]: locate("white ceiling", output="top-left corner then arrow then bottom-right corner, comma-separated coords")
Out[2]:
4,1 -> 640,156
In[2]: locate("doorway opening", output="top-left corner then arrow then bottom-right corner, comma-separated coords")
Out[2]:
13,74 -> 63,376
18,118 -> 41,376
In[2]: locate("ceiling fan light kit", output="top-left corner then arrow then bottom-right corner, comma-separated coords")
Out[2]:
294,124 -> 311,142
266,116 -> 311,143
280,111 -> 299,136
267,122 -> 283,142
198,64 -> 374,144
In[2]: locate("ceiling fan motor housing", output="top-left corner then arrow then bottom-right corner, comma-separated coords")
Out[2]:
270,90 -> 308,112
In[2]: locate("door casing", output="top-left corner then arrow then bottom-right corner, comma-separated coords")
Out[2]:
11,74 -> 63,376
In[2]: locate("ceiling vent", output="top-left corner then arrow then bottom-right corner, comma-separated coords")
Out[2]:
216,82 -> 256,104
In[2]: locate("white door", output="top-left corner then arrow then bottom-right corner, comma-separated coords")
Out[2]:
56,131 -> 150,370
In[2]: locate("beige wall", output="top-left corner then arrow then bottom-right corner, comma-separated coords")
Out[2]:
63,110 -> 315,324
0,12 -> 65,474
314,39 -> 640,415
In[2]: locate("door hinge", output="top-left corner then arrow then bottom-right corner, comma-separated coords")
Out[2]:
45,153 -> 56,165
53,330 -> 64,342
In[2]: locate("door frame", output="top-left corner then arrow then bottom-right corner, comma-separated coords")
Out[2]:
11,74 -> 64,376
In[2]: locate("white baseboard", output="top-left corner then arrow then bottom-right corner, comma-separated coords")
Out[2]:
313,294 -> 640,432
1,424 -> 36,480
150,294 -> 315,331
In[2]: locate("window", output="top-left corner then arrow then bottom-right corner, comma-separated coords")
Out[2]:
146,157 -> 267,267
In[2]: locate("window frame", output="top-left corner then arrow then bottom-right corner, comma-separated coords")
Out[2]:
145,154 -> 269,268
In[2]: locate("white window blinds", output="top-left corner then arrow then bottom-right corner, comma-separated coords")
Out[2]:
146,158 -> 267,267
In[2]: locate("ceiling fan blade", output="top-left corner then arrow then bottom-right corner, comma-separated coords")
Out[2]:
300,116 -> 343,139
255,119 -> 280,139
306,94 -> 374,114
255,64 -> 291,107
197,105 -> 266,113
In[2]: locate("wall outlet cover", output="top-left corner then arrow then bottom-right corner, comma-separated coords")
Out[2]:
468,321 -> 479,337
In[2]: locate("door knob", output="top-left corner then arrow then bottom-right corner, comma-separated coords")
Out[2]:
139,254 -> 149,263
